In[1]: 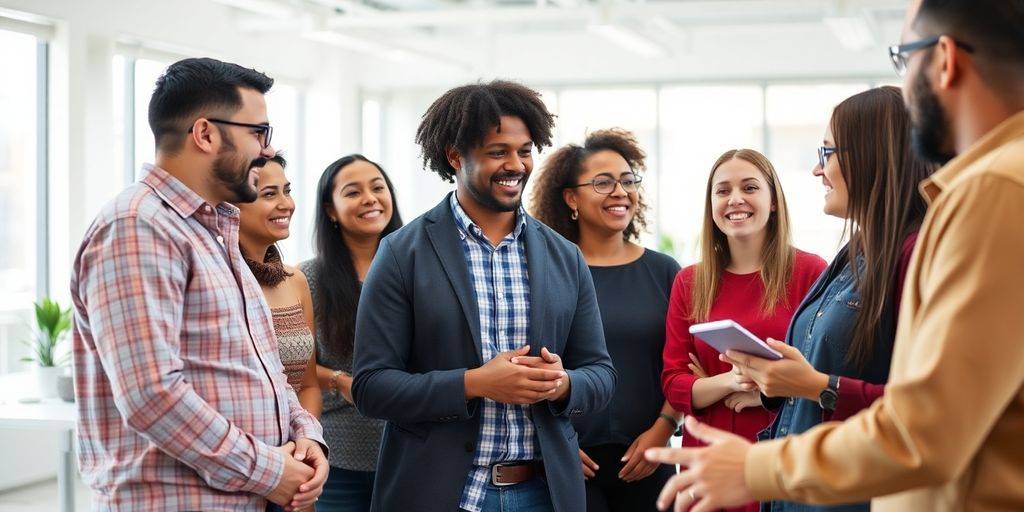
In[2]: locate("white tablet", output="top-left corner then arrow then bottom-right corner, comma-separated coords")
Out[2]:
688,319 -> 783,360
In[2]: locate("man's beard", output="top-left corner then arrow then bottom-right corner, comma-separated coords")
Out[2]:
910,68 -> 956,165
213,132 -> 266,204
463,167 -> 526,213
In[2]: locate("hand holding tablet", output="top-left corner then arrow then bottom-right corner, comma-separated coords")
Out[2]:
688,320 -> 783,360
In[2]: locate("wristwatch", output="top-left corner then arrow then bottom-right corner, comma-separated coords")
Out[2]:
818,374 -> 840,412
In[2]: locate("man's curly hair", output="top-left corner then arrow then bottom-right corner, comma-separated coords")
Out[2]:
414,80 -> 555,183
530,128 -> 649,244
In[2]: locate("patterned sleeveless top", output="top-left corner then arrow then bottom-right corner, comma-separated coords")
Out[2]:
271,304 -> 314,391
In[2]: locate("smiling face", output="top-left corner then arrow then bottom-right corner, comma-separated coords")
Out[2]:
452,115 -> 534,216
814,123 -> 850,219
328,159 -> 394,240
237,160 -> 294,246
710,157 -> 775,242
563,149 -> 638,237
210,87 -> 275,204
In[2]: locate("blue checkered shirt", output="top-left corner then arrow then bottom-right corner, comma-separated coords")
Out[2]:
450,194 -> 539,512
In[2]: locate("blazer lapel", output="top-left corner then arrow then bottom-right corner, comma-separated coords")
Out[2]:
524,218 -> 549,357
425,194 -> 483,363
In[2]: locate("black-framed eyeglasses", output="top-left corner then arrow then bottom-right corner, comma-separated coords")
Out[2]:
188,118 -> 274,149
817,146 -> 839,169
567,173 -> 642,194
888,36 -> 975,77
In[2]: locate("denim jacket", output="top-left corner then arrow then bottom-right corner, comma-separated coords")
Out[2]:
760,244 -> 896,512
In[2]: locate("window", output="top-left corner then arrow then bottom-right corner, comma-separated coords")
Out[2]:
0,28 -> 45,372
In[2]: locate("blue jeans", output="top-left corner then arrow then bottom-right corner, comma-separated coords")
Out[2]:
478,477 -> 556,512
318,466 -> 376,512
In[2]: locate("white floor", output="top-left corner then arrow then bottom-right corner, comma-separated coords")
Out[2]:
0,478 -> 92,512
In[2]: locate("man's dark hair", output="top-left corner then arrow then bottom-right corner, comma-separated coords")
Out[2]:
414,80 -> 555,183
915,0 -> 1024,73
148,57 -> 274,154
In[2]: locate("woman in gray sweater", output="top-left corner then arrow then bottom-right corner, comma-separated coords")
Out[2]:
300,154 -> 403,511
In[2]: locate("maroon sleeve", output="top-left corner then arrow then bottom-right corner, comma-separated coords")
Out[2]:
893,231 -> 919,313
824,377 -> 886,421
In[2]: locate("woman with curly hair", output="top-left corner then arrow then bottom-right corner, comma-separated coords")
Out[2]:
531,128 -> 681,512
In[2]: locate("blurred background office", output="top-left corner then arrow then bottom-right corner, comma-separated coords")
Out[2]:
0,0 -> 907,509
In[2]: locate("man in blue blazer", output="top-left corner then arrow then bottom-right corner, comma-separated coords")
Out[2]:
352,80 -> 616,512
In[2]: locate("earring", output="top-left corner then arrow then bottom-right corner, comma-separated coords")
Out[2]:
571,209 -> 578,221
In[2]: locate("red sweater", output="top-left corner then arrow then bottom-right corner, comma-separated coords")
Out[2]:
662,250 -> 827,445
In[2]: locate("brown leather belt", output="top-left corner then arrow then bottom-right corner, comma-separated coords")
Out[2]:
490,461 -> 544,487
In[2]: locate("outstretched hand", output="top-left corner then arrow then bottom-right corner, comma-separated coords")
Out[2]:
645,416 -> 753,512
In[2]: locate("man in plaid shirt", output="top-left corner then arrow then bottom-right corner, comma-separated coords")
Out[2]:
70,57 -> 327,511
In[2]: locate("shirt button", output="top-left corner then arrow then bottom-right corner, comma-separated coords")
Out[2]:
780,427 -> 788,435
204,205 -> 212,213
788,398 -> 795,405
216,235 -> 224,245
816,312 -> 823,317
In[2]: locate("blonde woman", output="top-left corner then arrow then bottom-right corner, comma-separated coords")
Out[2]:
660,149 -> 825,512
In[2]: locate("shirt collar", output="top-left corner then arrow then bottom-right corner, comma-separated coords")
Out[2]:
449,191 -> 527,243
919,110 -> 1024,204
141,163 -> 240,219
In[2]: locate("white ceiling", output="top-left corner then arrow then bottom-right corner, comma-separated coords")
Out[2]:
208,0 -> 911,87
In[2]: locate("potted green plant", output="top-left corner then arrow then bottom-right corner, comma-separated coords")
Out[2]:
22,298 -> 72,398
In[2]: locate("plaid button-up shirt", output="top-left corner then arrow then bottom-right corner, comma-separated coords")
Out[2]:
71,165 -> 324,511
450,194 -> 539,512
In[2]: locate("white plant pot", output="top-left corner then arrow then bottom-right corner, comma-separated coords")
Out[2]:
33,365 -> 61,398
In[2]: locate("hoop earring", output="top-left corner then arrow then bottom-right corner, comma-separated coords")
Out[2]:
571,209 -> 578,221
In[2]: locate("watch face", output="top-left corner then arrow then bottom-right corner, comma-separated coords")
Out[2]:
819,389 -> 838,411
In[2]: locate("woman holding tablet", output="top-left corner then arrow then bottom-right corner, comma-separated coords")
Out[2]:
722,86 -> 937,512
661,148 -> 826,511
532,128 -> 681,512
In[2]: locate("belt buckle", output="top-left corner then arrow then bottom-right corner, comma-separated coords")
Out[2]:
490,462 -> 518,487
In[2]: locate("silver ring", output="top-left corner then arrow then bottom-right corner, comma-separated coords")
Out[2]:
688,488 -> 696,500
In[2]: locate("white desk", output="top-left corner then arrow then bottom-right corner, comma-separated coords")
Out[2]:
0,373 -> 77,512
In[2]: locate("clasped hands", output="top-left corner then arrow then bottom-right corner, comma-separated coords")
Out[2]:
465,345 -> 570,405
268,438 -> 328,511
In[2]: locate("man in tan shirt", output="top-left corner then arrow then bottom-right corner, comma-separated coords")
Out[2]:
646,1 -> 1024,511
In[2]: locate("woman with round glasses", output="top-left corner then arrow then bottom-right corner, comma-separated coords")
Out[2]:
531,128 -> 681,512
721,86 -> 937,512
661,148 -> 826,512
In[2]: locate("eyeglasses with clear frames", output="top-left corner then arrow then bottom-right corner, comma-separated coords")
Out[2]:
817,146 -> 839,169
568,173 -> 643,195
188,118 -> 274,149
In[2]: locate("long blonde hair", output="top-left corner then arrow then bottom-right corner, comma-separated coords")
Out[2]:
690,149 -> 795,321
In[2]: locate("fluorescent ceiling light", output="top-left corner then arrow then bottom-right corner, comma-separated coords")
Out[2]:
823,15 -> 875,51
301,30 -> 413,62
209,0 -> 295,18
587,23 -> 669,59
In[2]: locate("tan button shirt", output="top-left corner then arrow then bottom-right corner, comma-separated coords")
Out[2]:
746,110 -> 1024,511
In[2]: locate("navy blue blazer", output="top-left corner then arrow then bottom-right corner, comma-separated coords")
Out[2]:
352,193 -> 616,512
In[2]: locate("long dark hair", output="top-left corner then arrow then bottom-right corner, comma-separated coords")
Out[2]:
832,86 -> 936,369
310,154 -> 403,363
